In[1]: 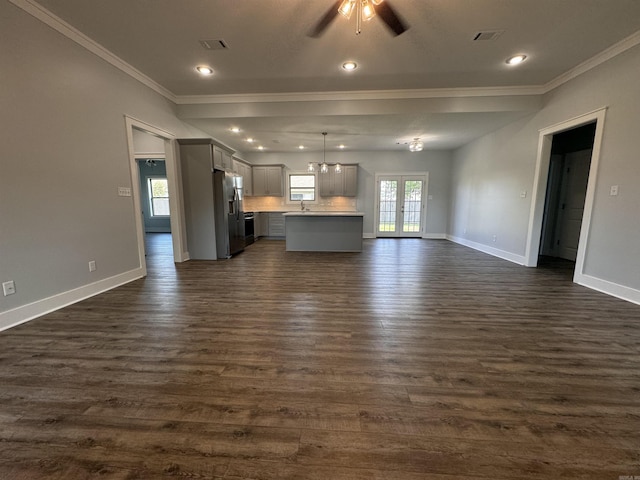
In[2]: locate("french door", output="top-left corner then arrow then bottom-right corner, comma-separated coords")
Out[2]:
376,175 -> 426,237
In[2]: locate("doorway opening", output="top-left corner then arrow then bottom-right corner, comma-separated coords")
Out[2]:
524,107 -> 607,284
538,122 -> 596,274
125,116 -> 187,278
136,158 -> 174,272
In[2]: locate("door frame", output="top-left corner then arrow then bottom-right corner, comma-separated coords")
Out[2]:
524,107 -> 607,282
374,172 -> 429,238
125,116 -> 188,274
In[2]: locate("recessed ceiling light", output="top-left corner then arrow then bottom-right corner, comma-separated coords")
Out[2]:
195,65 -> 214,75
298,145 -> 305,150
230,127 -> 240,133
257,145 -> 264,150
342,61 -> 357,71
338,144 -> 346,149
246,137 -> 254,143
506,54 -> 527,65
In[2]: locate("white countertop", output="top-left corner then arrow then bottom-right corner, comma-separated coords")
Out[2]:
282,211 -> 364,217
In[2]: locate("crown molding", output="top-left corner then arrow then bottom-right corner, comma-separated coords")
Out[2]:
9,0 -> 177,103
542,30 -> 640,94
174,85 -> 545,105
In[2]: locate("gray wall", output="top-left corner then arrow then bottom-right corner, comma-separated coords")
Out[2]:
244,150 -> 452,237
0,1 -> 207,320
449,44 -> 640,292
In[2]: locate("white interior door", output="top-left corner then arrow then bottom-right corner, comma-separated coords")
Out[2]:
376,175 -> 426,237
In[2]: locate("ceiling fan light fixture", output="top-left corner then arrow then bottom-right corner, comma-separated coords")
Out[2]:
338,0 -> 356,19
409,138 -> 424,152
361,0 -> 376,21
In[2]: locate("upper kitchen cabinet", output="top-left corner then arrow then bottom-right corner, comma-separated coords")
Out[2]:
252,165 -> 284,196
233,158 -> 253,196
319,164 -> 358,197
212,146 -> 234,171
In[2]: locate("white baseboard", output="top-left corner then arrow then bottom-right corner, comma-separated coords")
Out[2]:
575,273 -> 640,306
447,235 -> 527,265
0,268 -> 145,332
362,233 -> 446,239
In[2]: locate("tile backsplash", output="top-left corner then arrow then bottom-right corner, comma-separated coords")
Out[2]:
244,196 -> 357,212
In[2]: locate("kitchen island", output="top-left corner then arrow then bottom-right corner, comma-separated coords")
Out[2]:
283,211 -> 364,252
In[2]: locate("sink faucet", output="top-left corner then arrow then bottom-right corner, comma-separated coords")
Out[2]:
300,200 -> 305,211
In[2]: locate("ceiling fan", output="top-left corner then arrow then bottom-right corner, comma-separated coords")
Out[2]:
308,0 -> 409,37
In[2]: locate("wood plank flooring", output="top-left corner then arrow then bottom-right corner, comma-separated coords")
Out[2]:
1,234 -> 639,479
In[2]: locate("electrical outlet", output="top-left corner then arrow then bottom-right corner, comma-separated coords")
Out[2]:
520,191 -> 527,198
610,185 -> 619,196
89,260 -> 96,272
492,235 -> 497,242
2,280 -> 16,296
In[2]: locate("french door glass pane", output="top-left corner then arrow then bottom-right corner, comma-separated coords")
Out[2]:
402,180 -> 422,232
379,180 -> 397,232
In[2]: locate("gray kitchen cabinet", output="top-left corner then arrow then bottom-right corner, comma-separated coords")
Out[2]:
252,165 -> 284,196
268,212 -> 285,236
223,151 -> 233,171
212,146 -> 224,170
255,212 -> 269,237
233,159 -> 253,196
342,165 -> 358,197
319,164 -> 358,197
319,168 -> 342,196
212,146 -> 234,171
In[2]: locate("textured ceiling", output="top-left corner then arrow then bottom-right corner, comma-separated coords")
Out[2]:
31,0 -> 640,152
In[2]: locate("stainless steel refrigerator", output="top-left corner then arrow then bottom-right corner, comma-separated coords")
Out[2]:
213,170 -> 245,258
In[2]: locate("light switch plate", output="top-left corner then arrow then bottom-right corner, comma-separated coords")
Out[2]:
118,187 -> 132,197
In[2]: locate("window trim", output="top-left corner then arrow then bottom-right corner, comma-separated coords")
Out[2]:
147,176 -> 170,217
286,171 -> 318,205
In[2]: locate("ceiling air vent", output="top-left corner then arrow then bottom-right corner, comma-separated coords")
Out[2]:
199,39 -> 229,50
473,30 -> 504,41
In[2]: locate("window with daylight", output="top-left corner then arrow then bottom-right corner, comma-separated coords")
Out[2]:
289,174 -> 316,201
148,177 -> 170,216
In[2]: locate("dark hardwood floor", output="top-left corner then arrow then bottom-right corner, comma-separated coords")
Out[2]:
1,234 -> 639,479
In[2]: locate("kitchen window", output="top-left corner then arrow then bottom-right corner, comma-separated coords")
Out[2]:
148,177 -> 170,216
289,174 -> 316,202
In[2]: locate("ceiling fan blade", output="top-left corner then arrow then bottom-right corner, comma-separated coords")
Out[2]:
308,0 -> 342,38
377,1 -> 409,36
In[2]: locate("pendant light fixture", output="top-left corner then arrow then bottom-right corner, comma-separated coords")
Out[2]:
320,132 -> 329,173
307,132 -> 341,174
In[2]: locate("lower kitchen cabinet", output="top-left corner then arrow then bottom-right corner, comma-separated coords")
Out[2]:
268,212 -> 285,236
